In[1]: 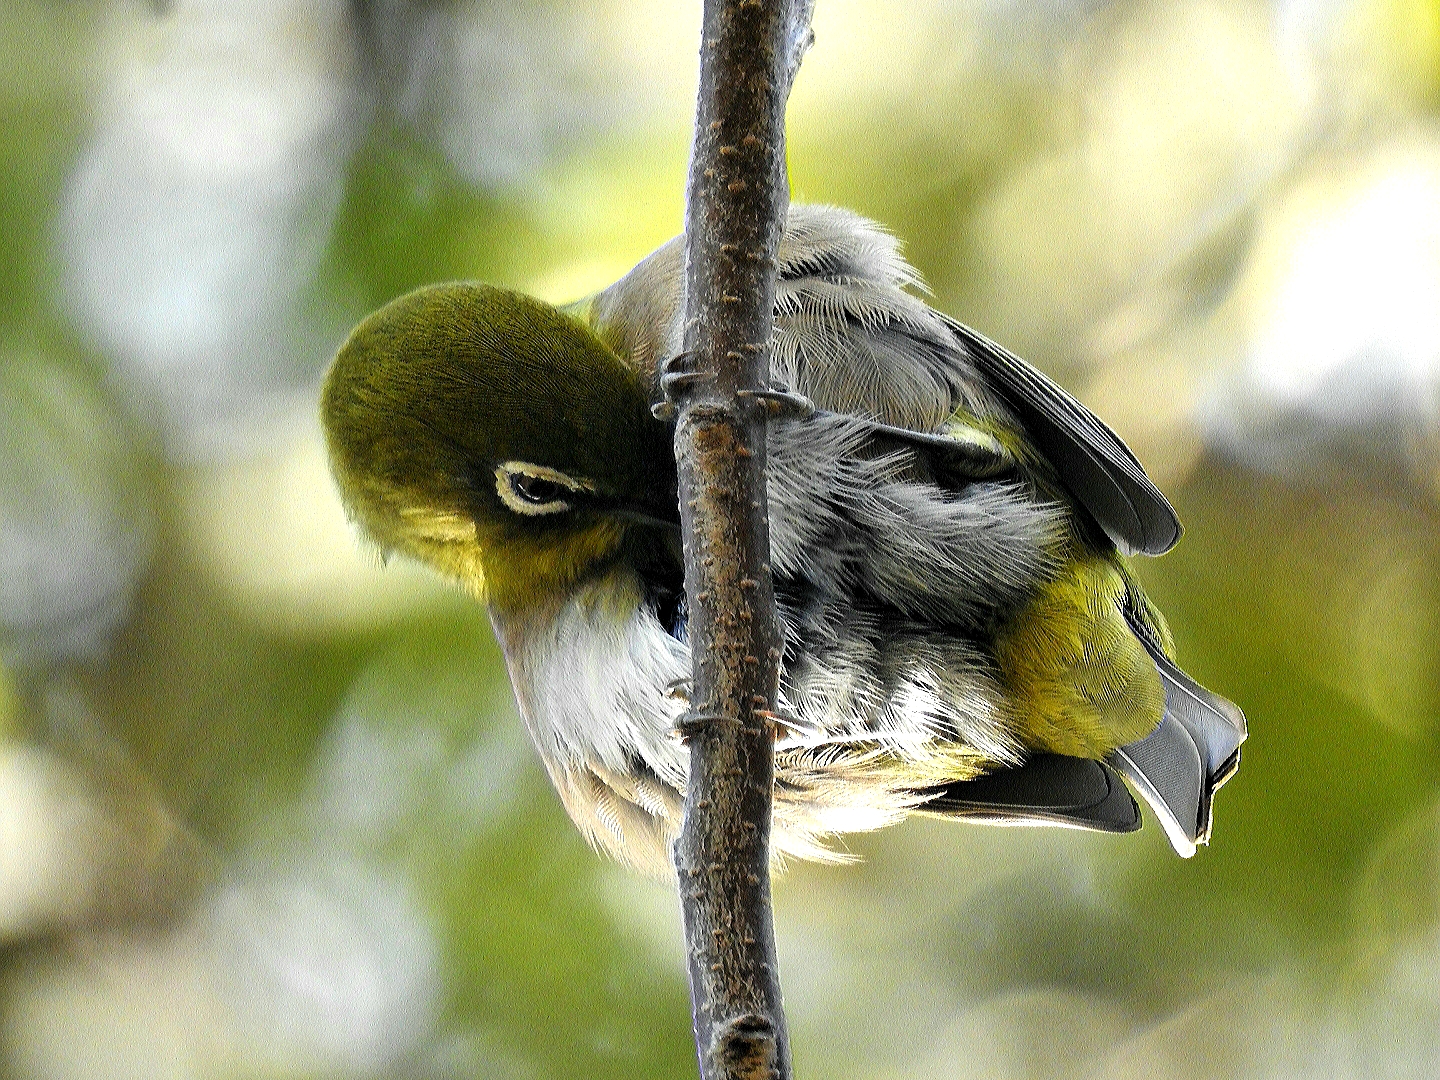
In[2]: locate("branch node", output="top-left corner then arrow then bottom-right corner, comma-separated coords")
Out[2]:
707,1014 -> 779,1080
677,712 -> 742,739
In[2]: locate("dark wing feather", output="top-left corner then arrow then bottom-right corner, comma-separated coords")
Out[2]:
921,754 -> 1140,834
942,317 -> 1182,556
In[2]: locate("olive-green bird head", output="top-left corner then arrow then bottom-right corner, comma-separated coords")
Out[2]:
321,283 -> 677,609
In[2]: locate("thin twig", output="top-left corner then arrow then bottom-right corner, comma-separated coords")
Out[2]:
671,1 -> 814,1078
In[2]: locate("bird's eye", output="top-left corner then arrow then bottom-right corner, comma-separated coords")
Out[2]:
493,461 -> 592,517
511,474 -> 563,504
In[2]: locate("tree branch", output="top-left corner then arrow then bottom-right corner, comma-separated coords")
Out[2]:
671,1 -> 813,1078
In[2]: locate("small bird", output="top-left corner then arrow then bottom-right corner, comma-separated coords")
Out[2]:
322,205 -> 1245,874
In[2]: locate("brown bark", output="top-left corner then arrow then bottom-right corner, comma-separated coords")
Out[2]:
671,1 -> 813,1078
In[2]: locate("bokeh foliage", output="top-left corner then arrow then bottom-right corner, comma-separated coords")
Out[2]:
3,1 -> 1440,1077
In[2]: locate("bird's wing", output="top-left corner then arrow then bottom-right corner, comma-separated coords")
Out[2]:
939,317 -> 1182,555
770,206 -> 1181,556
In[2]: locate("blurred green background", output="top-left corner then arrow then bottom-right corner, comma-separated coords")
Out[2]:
3,0 -> 1440,1077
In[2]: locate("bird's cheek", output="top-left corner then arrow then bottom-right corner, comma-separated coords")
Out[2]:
475,518 -> 628,613
397,503 -> 481,544
404,534 -> 488,602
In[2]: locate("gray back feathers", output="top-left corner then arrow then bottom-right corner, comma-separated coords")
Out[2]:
592,204 -> 995,430
591,203 -> 1180,556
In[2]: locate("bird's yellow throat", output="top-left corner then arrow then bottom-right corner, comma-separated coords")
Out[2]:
411,514 -> 628,611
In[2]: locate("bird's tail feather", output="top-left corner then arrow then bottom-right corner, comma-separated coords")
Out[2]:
1108,629 -> 1246,857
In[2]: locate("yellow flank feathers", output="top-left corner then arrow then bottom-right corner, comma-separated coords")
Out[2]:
995,555 -> 1165,758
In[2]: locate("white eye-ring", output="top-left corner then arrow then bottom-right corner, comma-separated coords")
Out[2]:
494,461 -> 593,516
